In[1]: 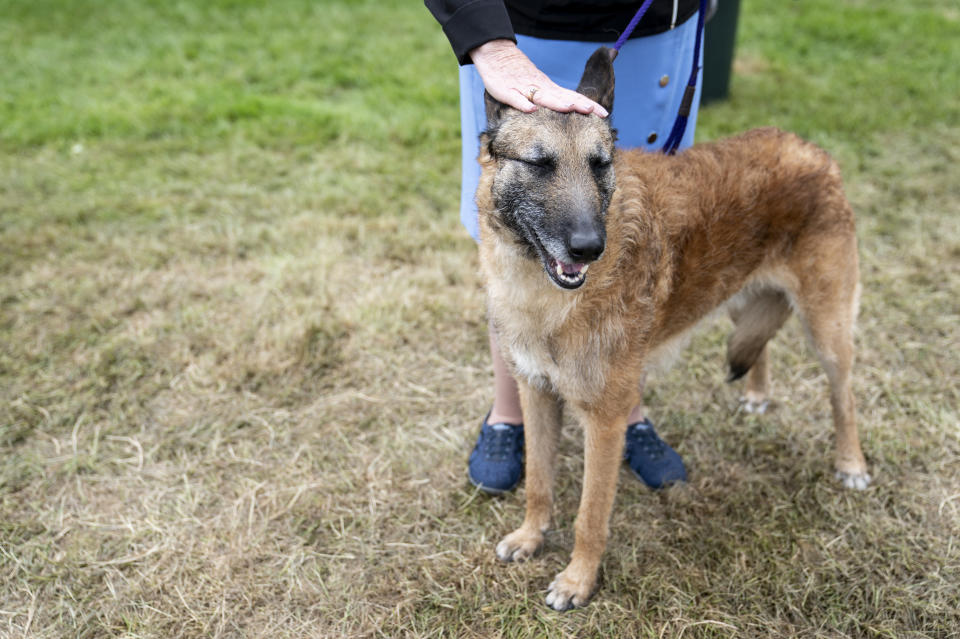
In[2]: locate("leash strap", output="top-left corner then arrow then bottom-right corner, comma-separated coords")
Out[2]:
612,0 -> 657,53
611,0 -> 708,155
661,0 -> 707,154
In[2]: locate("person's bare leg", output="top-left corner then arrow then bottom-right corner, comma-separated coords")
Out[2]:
626,401 -> 647,424
488,326 -> 524,425
626,373 -> 648,424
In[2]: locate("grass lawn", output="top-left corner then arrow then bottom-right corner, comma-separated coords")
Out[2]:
1,0 -> 958,636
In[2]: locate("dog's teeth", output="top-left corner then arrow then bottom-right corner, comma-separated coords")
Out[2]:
556,262 -> 565,277
581,264 -> 589,274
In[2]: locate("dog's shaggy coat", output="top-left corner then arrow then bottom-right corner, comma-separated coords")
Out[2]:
475,47 -> 870,610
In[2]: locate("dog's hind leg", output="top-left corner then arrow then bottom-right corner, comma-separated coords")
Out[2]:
741,346 -> 771,413
496,381 -> 562,563
801,294 -> 870,490
728,289 -> 792,412
791,227 -> 869,489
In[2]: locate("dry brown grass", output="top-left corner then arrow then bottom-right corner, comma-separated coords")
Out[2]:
2,0 -> 959,637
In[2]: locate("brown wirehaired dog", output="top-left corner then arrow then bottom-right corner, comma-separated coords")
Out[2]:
475,47 -> 871,611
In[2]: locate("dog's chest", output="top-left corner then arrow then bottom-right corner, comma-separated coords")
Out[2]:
509,335 -> 560,391
484,251 -> 613,401
500,310 -> 611,403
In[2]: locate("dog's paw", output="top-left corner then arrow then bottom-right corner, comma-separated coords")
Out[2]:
495,528 -> 543,563
738,393 -> 769,414
544,566 -> 597,611
835,470 -> 871,490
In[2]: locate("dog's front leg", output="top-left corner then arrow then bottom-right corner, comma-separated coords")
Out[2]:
546,408 -> 628,610
496,380 -> 562,562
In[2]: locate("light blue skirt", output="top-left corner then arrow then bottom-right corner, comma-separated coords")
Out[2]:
459,17 -> 704,240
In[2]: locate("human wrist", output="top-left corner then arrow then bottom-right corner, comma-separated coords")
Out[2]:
469,39 -> 520,67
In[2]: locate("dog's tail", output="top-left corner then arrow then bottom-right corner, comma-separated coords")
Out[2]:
726,289 -> 792,381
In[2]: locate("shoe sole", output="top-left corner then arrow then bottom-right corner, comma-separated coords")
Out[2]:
625,462 -> 686,490
468,472 -> 517,495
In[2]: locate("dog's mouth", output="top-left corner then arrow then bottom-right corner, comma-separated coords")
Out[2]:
547,257 -> 589,289
515,221 -> 595,290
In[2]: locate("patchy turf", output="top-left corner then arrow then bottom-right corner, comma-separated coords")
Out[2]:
1,0 -> 958,637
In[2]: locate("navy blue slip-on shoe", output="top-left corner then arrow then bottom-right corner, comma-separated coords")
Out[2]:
624,418 -> 687,489
468,415 -> 524,495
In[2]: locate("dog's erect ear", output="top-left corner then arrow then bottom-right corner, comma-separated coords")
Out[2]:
484,90 -> 511,130
576,46 -> 616,114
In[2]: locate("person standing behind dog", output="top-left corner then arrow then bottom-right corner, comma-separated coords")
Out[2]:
426,0 -> 704,494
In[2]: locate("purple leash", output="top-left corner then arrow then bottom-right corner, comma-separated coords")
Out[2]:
611,0 -> 658,53
611,0 -> 708,155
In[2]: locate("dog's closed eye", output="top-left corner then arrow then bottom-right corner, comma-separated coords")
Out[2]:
590,156 -> 612,171
513,155 -> 556,170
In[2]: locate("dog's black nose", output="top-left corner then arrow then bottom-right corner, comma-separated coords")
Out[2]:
567,227 -> 605,262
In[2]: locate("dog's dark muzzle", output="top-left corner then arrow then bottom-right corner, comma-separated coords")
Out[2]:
537,216 -> 606,291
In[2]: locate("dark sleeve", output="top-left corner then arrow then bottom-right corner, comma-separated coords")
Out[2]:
424,0 -> 516,65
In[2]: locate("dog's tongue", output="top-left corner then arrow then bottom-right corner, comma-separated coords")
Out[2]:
558,260 -> 585,275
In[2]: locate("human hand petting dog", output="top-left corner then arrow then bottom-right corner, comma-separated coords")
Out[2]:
469,39 -> 609,118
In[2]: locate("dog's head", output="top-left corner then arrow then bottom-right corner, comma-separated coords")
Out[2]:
479,46 -> 617,291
